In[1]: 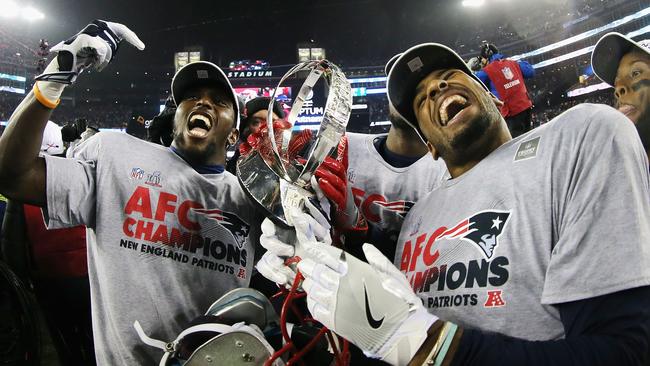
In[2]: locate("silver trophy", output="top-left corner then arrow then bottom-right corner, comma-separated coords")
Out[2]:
236,60 -> 352,228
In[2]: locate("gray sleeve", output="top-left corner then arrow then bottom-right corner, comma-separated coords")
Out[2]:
541,105 -> 650,304
43,134 -> 101,229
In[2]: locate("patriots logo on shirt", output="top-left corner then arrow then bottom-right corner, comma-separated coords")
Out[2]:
442,211 -> 511,259
194,208 -> 251,248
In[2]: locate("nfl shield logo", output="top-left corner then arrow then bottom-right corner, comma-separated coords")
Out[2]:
501,66 -> 514,80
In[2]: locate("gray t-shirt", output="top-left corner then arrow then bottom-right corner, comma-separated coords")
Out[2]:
346,132 -> 446,256
394,104 -> 650,341
44,132 -> 261,365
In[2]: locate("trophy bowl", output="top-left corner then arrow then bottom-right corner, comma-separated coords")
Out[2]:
236,60 -> 352,227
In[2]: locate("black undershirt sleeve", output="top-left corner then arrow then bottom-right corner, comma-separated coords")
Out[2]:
449,286 -> 650,366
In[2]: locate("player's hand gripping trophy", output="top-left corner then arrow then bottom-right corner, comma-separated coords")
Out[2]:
236,59 -> 353,365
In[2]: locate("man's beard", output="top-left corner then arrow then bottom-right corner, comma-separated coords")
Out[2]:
434,110 -> 492,163
389,111 -> 413,131
449,112 -> 491,151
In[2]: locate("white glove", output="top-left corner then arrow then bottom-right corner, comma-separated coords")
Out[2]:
34,20 -> 145,108
256,218 -> 299,287
255,198 -> 331,288
298,243 -> 437,365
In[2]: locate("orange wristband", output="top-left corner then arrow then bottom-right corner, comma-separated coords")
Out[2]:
33,83 -> 60,109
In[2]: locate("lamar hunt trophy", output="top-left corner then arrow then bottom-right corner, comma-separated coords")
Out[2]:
236,59 -> 352,228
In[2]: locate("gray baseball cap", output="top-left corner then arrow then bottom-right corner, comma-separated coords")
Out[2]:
591,32 -> 650,86
171,61 -> 240,127
387,43 -> 489,142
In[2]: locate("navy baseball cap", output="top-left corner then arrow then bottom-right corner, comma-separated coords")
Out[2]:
387,43 -> 489,142
171,61 -> 240,128
592,32 -> 650,86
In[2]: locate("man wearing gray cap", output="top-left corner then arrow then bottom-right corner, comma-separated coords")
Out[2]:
592,32 -> 650,161
337,54 -> 447,262
295,42 -> 650,365
0,20 -> 260,365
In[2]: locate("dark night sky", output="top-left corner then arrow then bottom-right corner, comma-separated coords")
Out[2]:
0,0 -> 594,101
11,0 -> 569,69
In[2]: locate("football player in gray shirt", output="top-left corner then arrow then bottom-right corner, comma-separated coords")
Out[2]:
342,106 -> 446,261
294,42 -> 650,365
305,55 -> 446,264
0,21 -> 262,365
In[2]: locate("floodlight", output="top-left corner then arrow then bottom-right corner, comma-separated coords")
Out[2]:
21,6 -> 44,21
0,0 -> 20,18
0,1 -> 44,20
462,0 -> 485,7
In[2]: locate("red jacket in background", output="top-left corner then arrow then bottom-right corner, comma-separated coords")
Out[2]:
482,58 -> 533,117
24,204 -> 87,279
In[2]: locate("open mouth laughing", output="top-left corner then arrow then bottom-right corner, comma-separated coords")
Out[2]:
438,92 -> 472,127
187,111 -> 214,138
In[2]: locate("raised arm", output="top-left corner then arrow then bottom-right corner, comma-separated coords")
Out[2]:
0,93 -> 52,205
0,20 -> 144,206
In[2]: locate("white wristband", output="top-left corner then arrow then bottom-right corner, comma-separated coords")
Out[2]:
378,306 -> 437,366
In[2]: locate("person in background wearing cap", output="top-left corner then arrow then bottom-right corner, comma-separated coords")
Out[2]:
289,42 -> 650,365
0,20 -> 262,365
592,32 -> 650,162
476,43 -> 535,137
225,96 -> 285,174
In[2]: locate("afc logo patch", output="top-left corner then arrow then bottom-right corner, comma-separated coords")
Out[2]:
484,290 -> 506,307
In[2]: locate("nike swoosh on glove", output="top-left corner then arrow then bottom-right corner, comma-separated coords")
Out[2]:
298,243 -> 437,366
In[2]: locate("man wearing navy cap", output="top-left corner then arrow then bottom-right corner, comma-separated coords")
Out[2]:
295,42 -> 650,365
592,32 -> 650,161
0,20 -> 260,365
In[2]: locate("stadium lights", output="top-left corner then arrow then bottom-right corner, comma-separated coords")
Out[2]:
567,82 -> 611,98
0,73 -> 27,82
511,6 -> 650,60
462,0 -> 485,7
348,76 -> 387,84
22,6 -> 44,20
531,25 -> 650,69
0,1 -> 44,21
366,88 -> 387,94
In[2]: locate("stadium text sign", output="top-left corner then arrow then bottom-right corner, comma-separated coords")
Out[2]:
227,70 -> 274,78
